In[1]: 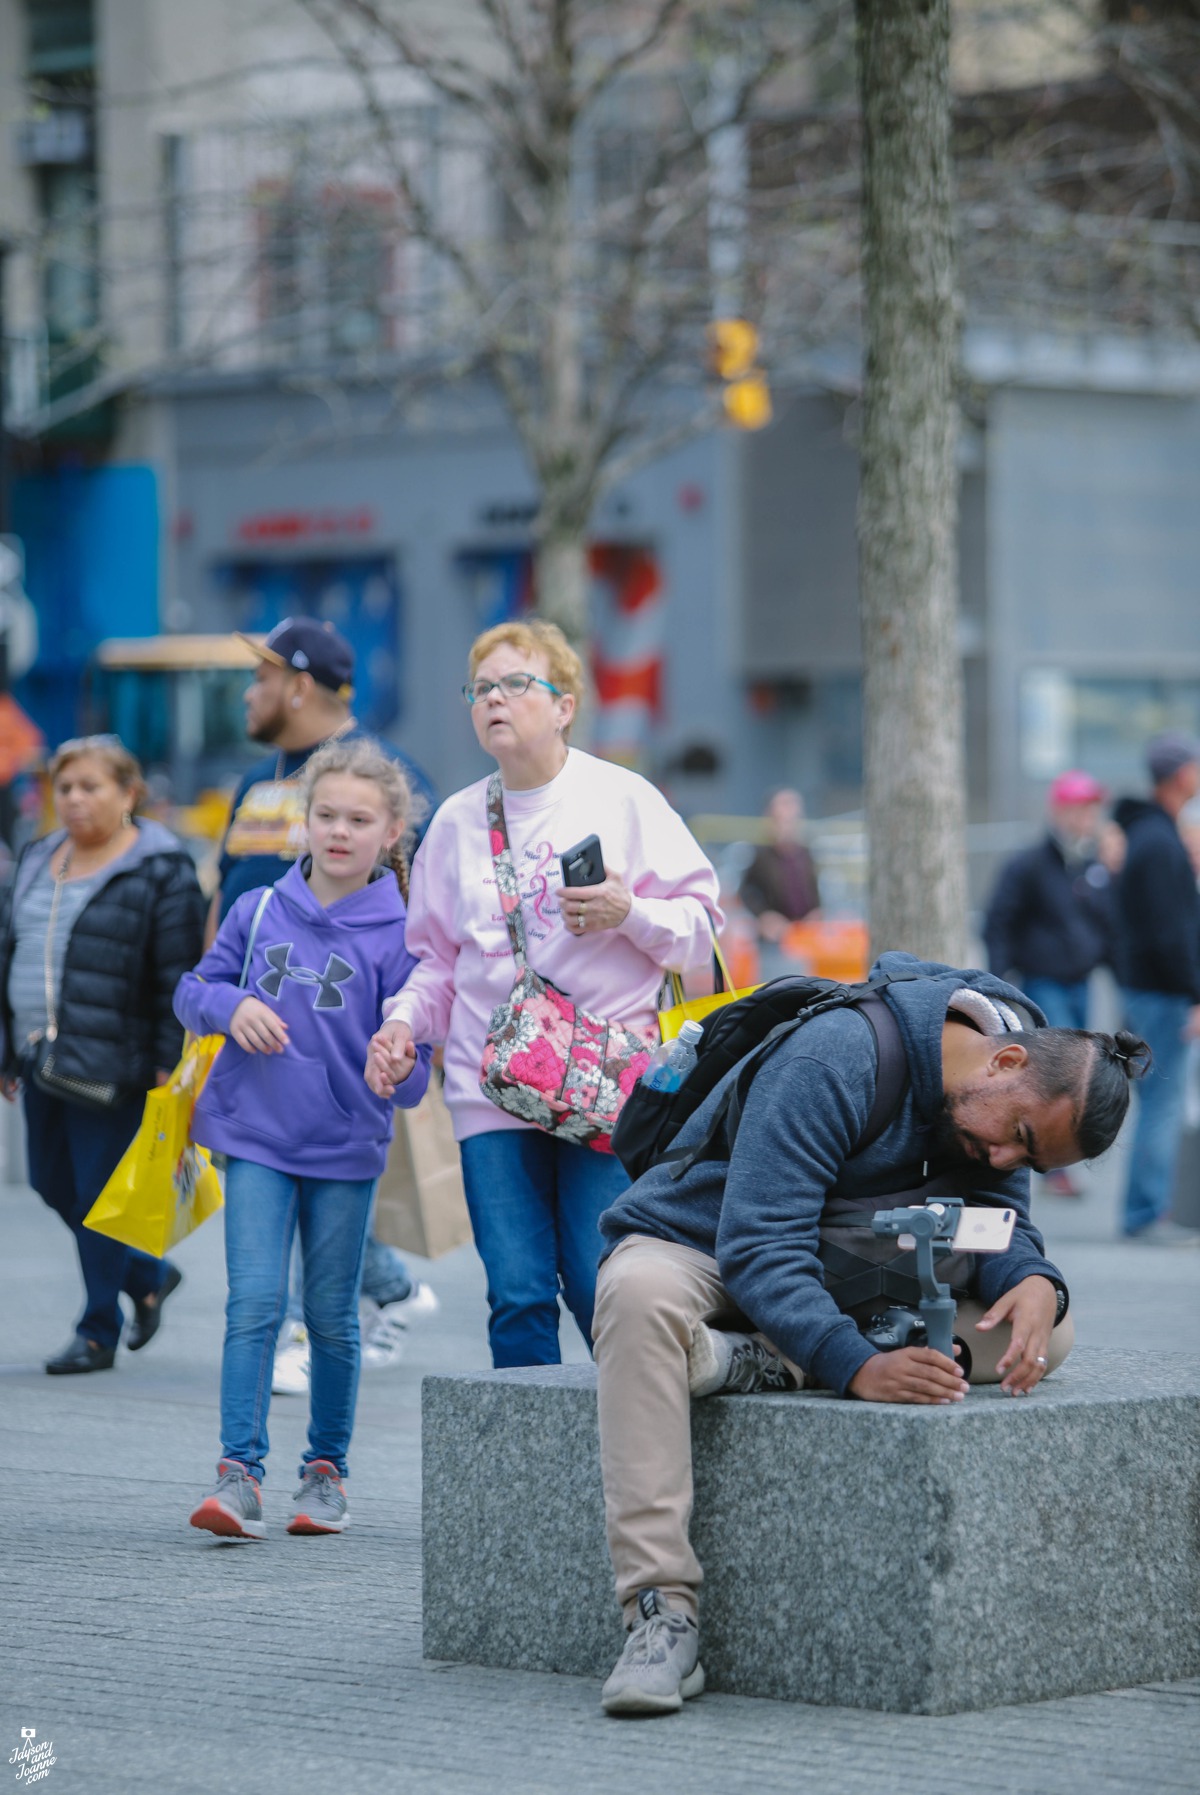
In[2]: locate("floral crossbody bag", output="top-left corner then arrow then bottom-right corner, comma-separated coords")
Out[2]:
478,773 -> 653,1152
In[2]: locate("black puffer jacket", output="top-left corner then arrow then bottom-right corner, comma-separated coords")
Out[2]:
0,821 -> 207,1092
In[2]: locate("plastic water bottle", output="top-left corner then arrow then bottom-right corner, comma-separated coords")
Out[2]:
641,1019 -> 704,1093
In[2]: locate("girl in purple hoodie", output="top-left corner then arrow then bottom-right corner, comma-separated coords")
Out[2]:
176,739 -> 432,1541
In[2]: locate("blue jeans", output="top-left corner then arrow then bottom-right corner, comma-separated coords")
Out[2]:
1121,989 -> 1193,1236
220,1158 -> 375,1481
1020,977 -> 1089,1033
459,1129 -> 631,1368
23,1079 -> 173,1352
282,1225 -> 412,1327
361,1231 -> 414,1305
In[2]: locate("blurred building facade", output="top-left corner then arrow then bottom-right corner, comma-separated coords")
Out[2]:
1,0 -> 1198,832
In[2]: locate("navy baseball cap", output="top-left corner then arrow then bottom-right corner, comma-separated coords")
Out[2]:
1146,730 -> 1200,783
237,617 -> 355,700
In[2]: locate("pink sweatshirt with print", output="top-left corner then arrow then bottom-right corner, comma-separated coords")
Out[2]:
384,749 -> 723,1141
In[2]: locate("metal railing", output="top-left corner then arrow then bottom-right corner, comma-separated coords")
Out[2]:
689,811 -> 1046,926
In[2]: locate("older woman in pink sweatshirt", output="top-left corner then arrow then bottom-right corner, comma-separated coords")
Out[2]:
366,619 -> 720,1367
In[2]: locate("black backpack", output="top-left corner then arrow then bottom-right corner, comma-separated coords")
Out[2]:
610,969 -> 927,1185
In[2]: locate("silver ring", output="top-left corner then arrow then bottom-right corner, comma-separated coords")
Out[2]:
1035,1355 -> 1048,1367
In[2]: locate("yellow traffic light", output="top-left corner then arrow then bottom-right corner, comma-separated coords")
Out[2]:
708,318 -> 759,381
723,374 -> 772,430
708,319 -> 772,430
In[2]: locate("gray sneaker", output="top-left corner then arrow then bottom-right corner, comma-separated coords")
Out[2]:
688,1323 -> 797,1398
287,1459 -> 349,1535
189,1460 -> 266,1541
602,1589 -> 704,1716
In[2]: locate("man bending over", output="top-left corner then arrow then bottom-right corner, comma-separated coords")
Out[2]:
593,951 -> 1148,1716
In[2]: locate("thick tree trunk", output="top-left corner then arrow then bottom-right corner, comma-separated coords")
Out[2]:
856,0 -> 967,968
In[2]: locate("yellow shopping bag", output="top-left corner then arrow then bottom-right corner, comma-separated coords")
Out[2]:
658,937 -> 759,1041
84,1034 -> 225,1257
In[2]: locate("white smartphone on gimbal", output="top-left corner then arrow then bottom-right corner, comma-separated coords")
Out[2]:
950,1207 -> 1016,1253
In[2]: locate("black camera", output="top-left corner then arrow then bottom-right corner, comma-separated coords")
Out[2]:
861,1304 -> 973,1376
862,1305 -> 928,1352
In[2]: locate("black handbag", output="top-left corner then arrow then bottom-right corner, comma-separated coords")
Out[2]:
30,850 -> 122,1112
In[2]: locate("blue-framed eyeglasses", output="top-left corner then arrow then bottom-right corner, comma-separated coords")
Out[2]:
462,672 -> 561,705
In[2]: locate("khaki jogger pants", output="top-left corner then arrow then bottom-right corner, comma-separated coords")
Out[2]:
592,1232 -> 1075,1625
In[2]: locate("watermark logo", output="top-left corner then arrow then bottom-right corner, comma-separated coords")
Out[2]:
9,1730 -> 55,1785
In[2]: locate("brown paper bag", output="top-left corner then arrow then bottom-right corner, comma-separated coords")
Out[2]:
373,1077 -> 473,1260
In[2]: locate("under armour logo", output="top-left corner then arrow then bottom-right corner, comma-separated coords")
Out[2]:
258,942 -> 355,1010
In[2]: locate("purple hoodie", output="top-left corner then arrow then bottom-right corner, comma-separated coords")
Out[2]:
174,860 -> 432,1181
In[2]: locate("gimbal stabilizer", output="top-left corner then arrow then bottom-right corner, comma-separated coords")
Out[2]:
869,1199 -> 965,1359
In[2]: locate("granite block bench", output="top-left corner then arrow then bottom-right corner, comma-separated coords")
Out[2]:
422,1348 -> 1200,1715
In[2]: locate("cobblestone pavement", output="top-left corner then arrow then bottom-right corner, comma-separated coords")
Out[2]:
2,1118 -> 1198,1795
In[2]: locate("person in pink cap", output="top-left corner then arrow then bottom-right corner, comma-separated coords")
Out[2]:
983,770 -> 1118,1195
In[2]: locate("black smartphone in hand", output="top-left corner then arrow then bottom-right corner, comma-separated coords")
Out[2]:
560,835 -> 604,888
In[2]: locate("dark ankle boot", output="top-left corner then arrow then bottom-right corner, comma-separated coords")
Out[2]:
128,1264 -> 183,1351
45,1336 -> 117,1375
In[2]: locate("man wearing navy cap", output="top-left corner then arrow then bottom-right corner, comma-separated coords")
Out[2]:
214,617 -> 434,928
1113,731 -> 1200,1243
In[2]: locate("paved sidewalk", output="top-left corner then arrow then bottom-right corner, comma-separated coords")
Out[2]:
2,1131 -> 1198,1795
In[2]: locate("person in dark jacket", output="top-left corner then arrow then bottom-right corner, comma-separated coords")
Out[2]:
738,788 -> 820,942
984,769 -> 1117,1194
984,769 -> 1115,1027
0,735 -> 206,1373
1113,731 -> 1200,1242
591,951 -> 1148,1716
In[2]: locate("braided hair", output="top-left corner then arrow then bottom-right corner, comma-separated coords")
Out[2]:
303,738 -> 424,901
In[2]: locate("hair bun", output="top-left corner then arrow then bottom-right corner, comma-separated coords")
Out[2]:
1110,1030 -> 1152,1080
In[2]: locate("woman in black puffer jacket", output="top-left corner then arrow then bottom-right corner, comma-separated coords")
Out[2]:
0,735 -> 206,1373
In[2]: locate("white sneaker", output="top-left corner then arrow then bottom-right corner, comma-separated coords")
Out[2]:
1124,1218 -> 1200,1248
361,1282 -> 439,1369
272,1322 -> 310,1395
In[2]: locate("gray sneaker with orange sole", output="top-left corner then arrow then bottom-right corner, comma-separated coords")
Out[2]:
287,1460 -> 349,1535
189,1460 -> 266,1541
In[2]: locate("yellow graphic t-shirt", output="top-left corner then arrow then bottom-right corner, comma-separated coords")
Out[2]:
223,778 -> 308,861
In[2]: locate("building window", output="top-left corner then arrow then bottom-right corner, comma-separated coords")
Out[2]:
26,0 -> 94,77
254,182 -> 398,358
1021,671 -> 1200,789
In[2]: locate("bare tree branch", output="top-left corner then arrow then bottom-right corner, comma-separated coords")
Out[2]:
298,0 -> 542,446
305,0 -> 521,146
594,397 -> 721,495
576,0 -> 689,110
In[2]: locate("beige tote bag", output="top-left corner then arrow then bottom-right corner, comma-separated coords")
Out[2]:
373,1076 -> 473,1260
